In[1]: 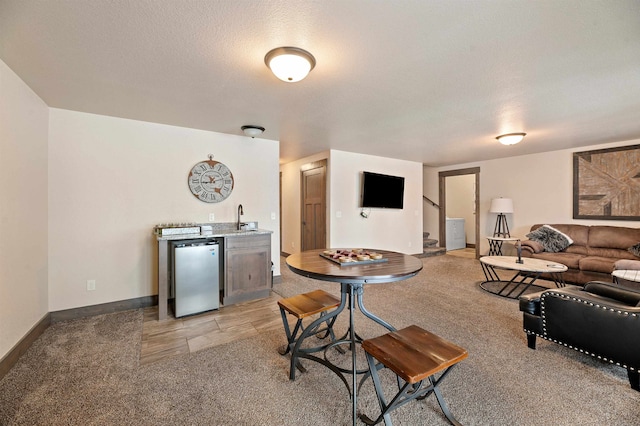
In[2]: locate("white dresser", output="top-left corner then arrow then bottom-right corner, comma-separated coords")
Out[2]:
446,218 -> 466,251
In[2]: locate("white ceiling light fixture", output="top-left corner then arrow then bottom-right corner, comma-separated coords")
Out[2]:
264,46 -> 316,82
241,125 -> 265,138
496,132 -> 526,145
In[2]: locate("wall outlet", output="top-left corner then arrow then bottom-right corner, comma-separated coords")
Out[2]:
87,280 -> 96,291
291,242 -> 295,248
271,212 -> 276,220
208,213 -> 215,222
336,211 -> 342,218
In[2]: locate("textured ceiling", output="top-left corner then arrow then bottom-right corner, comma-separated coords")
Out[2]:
1,0 -> 639,166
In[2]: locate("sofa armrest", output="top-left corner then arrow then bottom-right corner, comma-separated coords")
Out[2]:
519,290 -> 546,316
583,281 -> 640,306
614,259 -> 640,271
520,239 -> 544,254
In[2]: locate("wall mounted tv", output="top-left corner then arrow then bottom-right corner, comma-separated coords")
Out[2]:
361,171 -> 405,209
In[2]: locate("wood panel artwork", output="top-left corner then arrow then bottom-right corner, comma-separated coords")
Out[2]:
573,144 -> 640,220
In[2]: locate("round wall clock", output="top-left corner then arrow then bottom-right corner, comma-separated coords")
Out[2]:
188,158 -> 234,203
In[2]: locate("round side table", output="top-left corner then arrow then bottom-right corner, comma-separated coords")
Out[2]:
612,269 -> 640,285
486,236 -> 519,256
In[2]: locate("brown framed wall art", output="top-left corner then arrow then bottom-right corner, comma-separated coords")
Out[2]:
573,144 -> 640,220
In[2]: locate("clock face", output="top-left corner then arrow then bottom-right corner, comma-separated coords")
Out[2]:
188,160 -> 234,203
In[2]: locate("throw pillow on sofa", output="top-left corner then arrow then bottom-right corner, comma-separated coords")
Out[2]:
628,242 -> 640,257
526,225 -> 573,253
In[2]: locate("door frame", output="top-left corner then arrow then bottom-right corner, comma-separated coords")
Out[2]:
438,167 -> 480,259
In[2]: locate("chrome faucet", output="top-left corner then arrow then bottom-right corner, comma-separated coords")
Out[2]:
237,204 -> 244,230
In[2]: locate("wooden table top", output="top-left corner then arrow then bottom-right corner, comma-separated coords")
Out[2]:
286,249 -> 423,284
480,255 -> 568,273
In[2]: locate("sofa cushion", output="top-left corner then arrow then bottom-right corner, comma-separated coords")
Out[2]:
526,225 -> 573,252
532,224 -> 589,247
564,244 -> 588,255
587,246 -> 638,260
526,228 -> 547,245
544,224 -> 574,244
589,226 -> 640,250
521,240 -> 544,254
530,252 -> 583,269
579,256 -> 619,274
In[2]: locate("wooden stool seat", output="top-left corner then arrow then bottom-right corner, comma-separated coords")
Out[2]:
277,289 -> 341,380
361,325 -> 468,426
277,289 -> 341,318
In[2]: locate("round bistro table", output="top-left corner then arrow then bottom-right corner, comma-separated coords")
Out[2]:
285,248 -> 423,426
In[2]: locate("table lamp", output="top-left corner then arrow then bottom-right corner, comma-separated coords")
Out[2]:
490,198 -> 513,238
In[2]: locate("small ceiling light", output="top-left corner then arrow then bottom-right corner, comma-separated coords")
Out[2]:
496,133 -> 526,145
264,46 -> 316,82
241,125 -> 265,138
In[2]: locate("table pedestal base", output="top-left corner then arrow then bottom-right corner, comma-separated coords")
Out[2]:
289,282 -> 395,426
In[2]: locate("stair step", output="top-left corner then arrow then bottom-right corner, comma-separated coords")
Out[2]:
415,247 -> 446,258
423,238 -> 438,248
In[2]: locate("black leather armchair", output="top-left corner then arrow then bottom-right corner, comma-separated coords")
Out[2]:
519,281 -> 640,391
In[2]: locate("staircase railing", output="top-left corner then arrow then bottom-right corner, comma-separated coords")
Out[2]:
423,195 -> 439,209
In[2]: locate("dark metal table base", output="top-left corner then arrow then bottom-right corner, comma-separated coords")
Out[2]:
487,239 -> 505,256
278,309 -> 340,375
288,282 -> 396,426
480,263 -> 565,299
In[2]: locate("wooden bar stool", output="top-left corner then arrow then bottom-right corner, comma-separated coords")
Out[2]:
360,325 -> 468,426
277,289 -> 341,379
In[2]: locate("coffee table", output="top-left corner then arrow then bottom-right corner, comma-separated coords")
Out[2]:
480,256 -> 567,299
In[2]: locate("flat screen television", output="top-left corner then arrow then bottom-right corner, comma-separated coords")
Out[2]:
361,171 -> 405,209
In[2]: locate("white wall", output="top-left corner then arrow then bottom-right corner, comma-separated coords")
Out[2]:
424,139 -> 640,255
48,109 -> 280,311
281,150 -> 423,255
329,151 -> 423,254
0,60 -> 49,360
280,151 -> 330,254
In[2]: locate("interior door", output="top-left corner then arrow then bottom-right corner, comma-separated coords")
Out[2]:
301,161 -> 327,251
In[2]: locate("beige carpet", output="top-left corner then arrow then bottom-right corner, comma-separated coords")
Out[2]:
1,255 -> 638,425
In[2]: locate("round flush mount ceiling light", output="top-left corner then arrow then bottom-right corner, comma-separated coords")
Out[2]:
264,46 -> 316,82
241,125 -> 265,138
496,132 -> 526,145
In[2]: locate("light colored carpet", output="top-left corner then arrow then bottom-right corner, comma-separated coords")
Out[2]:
1,255 -> 638,425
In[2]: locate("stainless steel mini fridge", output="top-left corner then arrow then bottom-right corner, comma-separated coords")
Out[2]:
172,239 -> 221,317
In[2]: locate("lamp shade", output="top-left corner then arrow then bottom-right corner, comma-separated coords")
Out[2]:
265,47 -> 316,82
490,198 -> 514,213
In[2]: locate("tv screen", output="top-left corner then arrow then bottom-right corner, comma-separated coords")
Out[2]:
361,171 -> 405,209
